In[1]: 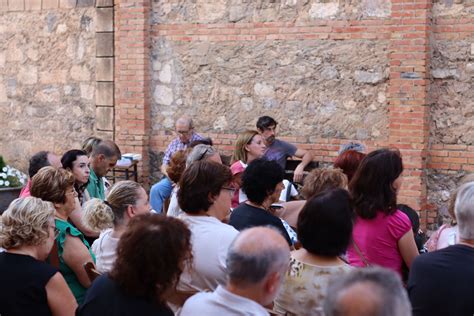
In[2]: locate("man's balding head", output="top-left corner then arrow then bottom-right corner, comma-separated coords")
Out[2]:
324,267 -> 411,316
175,116 -> 194,144
226,227 -> 290,305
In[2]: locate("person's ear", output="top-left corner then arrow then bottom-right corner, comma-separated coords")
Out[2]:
208,192 -> 216,205
244,144 -> 251,152
126,204 -> 135,218
97,154 -> 106,162
263,271 -> 281,296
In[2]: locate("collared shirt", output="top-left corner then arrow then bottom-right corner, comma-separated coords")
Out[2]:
180,285 -> 269,316
162,133 -> 204,165
86,169 -> 105,200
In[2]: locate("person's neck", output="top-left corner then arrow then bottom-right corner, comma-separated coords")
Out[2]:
111,223 -> 127,239
225,283 -> 264,307
458,238 -> 474,248
246,200 -> 272,211
293,248 -> 344,266
8,245 -> 40,260
55,210 -> 68,221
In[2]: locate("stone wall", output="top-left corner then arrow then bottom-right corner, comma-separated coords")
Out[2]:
0,2 -> 97,171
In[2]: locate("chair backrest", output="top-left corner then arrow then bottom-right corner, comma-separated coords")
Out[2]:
83,262 -> 101,283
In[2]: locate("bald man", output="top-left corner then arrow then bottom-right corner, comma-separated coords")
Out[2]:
87,140 -> 121,200
180,227 -> 290,316
324,267 -> 412,316
150,117 -> 203,212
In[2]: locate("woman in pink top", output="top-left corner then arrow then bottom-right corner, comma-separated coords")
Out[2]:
347,148 -> 419,278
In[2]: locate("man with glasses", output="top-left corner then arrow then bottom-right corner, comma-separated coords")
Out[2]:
150,117 -> 203,212
256,116 -> 313,184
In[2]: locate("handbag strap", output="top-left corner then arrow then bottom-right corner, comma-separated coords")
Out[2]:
352,239 -> 371,267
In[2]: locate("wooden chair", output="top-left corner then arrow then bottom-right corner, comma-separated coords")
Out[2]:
83,262 -> 101,283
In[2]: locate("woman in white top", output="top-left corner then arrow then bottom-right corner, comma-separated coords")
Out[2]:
177,160 -> 239,292
82,181 -> 151,273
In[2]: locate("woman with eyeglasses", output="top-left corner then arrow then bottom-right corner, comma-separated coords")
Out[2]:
176,160 -> 239,292
30,167 -> 96,305
0,197 -> 77,315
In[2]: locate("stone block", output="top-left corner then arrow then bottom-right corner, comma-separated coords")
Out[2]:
42,0 -> 59,9
9,0 -> 25,11
96,57 -> 114,81
25,0 -> 42,10
59,0 -> 76,9
18,66 -> 38,85
96,8 -> 113,32
96,0 -> 113,7
95,130 -> 114,141
77,0 -> 94,7
96,82 -> 114,106
39,70 -> 68,84
96,106 -> 114,131
0,0 -> 8,12
70,65 -> 91,81
96,33 -> 114,57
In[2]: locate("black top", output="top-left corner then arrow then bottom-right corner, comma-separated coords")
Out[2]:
0,252 -> 57,316
77,274 -> 174,316
229,203 -> 292,245
407,244 -> 474,316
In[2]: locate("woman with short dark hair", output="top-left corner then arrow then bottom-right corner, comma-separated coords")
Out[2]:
229,158 -> 294,245
78,214 -> 191,315
176,160 -> 239,292
274,189 -> 354,315
347,148 -> 418,278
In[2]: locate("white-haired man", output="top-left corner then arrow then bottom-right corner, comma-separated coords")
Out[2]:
407,181 -> 474,316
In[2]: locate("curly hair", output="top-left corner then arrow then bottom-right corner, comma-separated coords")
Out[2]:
178,160 -> 232,214
30,166 -> 75,204
242,158 -> 284,204
109,213 -> 191,303
0,197 -> 54,249
83,181 -> 144,231
334,150 -> 366,182
349,148 -> 403,219
166,150 -> 187,184
300,168 -> 348,199
232,130 -> 259,163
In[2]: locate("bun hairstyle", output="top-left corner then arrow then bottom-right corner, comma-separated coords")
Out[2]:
82,181 -> 143,232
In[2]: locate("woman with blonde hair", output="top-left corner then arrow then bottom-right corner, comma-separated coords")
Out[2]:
277,168 -> 348,228
230,130 -> 266,208
0,197 -> 77,315
83,180 -> 151,273
30,167 -> 95,304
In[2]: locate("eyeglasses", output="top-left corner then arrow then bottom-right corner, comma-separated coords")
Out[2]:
176,130 -> 191,136
222,186 -> 236,196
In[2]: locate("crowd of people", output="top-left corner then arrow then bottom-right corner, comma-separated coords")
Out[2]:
1,115 -> 474,316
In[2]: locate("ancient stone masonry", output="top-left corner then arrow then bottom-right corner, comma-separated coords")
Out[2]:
0,1 -> 96,171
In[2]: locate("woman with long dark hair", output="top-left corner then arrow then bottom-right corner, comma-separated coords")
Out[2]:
347,148 -> 418,278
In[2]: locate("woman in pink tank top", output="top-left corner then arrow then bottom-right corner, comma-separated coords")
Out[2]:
347,148 -> 419,278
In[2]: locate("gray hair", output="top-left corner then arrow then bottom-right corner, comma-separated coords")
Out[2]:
338,142 -> 366,155
186,144 -> 218,167
454,181 -> 474,240
226,231 -> 289,286
324,267 -> 412,316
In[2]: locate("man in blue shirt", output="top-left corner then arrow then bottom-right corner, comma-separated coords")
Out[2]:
256,116 -> 313,183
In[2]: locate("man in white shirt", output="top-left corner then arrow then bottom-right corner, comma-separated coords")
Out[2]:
180,227 -> 290,316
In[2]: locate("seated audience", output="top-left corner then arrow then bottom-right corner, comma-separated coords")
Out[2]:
334,149 -> 366,182
167,144 -> 222,217
78,214 -> 191,316
82,181 -> 151,273
61,149 -> 98,241
0,197 -> 77,315
425,173 -> 474,252
181,227 -> 290,316
229,158 -> 294,245
277,168 -> 348,228
274,189 -> 353,315
347,149 -> 418,279
164,150 -> 187,216
86,140 -> 121,200
230,130 -> 266,208
176,160 -> 239,292
324,267 -> 412,316
19,150 -> 62,198
30,167 -> 95,304
408,181 -> 474,316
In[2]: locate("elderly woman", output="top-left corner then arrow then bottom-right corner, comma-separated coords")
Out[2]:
177,160 -> 239,292
82,180 -> 151,273
0,197 -> 77,315
229,158 -> 294,245
347,148 -> 418,279
78,214 -> 191,315
230,130 -> 266,208
274,189 -> 354,315
277,168 -> 348,228
30,167 -> 95,304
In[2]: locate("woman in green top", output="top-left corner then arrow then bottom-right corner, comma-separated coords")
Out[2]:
31,166 -> 96,304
